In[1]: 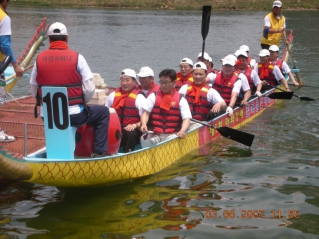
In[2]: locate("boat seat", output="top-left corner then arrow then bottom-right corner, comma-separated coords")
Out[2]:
42,86 -> 77,160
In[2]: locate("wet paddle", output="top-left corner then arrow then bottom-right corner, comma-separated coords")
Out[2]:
191,118 -> 255,147
0,55 -> 12,75
288,83 -> 319,89
283,34 -> 304,85
201,6 -> 211,62
267,83 -> 315,101
267,92 -> 294,99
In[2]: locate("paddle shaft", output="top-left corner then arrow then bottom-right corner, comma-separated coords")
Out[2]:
201,6 -> 211,62
282,34 -> 303,85
267,83 -> 315,101
5,64 -> 34,81
289,83 -> 319,89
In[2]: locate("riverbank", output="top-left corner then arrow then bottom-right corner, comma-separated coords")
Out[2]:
12,0 -> 319,10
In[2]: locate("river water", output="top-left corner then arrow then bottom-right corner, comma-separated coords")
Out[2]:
1,6 -> 319,239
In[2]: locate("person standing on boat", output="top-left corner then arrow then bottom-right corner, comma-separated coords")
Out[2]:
140,69 -> 191,147
254,49 -> 291,91
175,58 -> 194,91
235,50 -> 262,98
269,44 -> 299,86
208,55 -> 251,116
30,22 -> 111,158
260,0 -> 288,49
105,69 -> 146,153
136,66 -> 160,97
178,62 -> 226,122
0,0 -> 23,142
239,45 -> 256,68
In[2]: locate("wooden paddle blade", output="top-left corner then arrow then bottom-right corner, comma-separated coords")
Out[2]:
201,6 -> 211,41
267,92 -> 293,99
216,127 -> 255,147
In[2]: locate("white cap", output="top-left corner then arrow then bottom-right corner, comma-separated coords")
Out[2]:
47,22 -> 68,36
221,54 -> 237,66
137,66 -> 154,77
269,45 -> 279,52
197,52 -> 210,61
193,62 -> 207,71
234,49 -> 248,58
239,45 -> 249,52
259,49 -> 270,57
120,69 -> 136,79
180,58 -> 193,66
273,0 -> 282,7
208,56 -> 213,63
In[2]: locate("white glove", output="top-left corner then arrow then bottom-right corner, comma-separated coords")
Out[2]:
255,91 -> 262,98
226,106 -> 233,116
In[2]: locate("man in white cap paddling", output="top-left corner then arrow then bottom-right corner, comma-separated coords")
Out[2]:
136,66 -> 160,97
261,0 -> 288,49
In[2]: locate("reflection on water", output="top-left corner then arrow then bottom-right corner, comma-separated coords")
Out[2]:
1,7 -> 319,239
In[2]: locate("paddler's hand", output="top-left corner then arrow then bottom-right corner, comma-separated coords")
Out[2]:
176,130 -> 186,139
285,87 -> 291,92
140,124 -> 148,133
124,124 -> 137,131
292,81 -> 300,87
13,63 -> 23,77
255,91 -> 262,98
240,99 -> 249,106
261,80 -> 268,86
226,106 -> 233,116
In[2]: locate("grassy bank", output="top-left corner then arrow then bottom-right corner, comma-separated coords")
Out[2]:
12,0 -> 319,10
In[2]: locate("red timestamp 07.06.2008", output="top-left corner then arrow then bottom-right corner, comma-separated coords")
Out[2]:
205,209 -> 300,219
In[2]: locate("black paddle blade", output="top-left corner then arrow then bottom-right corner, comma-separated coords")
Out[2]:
216,127 -> 255,147
299,96 -> 315,101
201,6 -> 211,41
267,92 -> 293,99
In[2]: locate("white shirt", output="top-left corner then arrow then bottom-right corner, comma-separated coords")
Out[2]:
208,72 -> 249,93
271,59 -> 291,74
105,91 -> 146,116
0,15 -> 12,36
249,58 -> 256,68
142,92 -> 192,120
254,63 -> 284,81
240,68 -> 261,87
30,54 -> 94,116
179,84 -> 225,105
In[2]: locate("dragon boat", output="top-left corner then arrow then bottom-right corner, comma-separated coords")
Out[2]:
0,31 -> 299,188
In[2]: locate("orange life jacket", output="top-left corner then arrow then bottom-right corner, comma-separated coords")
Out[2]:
185,85 -> 211,121
175,72 -> 193,91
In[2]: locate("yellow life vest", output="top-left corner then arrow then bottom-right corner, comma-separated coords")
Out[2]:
261,12 -> 285,46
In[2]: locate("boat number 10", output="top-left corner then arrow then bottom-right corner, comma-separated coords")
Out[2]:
43,92 -> 69,130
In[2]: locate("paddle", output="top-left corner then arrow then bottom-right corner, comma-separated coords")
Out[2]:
5,63 -> 34,81
283,34 -> 304,85
267,83 -> 315,101
191,118 -> 254,147
0,55 -> 12,75
200,6 -> 211,62
288,83 -> 319,89
267,92 -> 293,99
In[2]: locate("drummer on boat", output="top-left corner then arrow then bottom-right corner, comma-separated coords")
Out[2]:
268,45 -> 299,86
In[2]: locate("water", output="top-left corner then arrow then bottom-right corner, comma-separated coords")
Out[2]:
1,6 -> 319,239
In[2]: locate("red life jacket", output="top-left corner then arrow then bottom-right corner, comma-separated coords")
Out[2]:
271,59 -> 284,73
242,67 -> 255,92
212,71 -> 239,105
136,83 -> 160,98
185,85 -> 211,121
113,88 -> 140,127
175,72 -> 193,91
247,57 -> 253,67
36,43 -> 83,106
257,62 -> 277,87
148,90 -> 182,134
